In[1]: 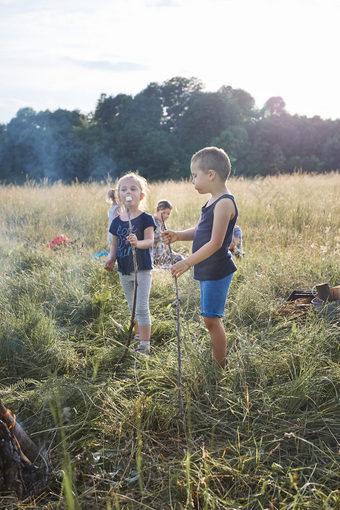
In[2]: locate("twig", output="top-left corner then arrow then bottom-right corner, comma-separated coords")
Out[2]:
114,197 -> 138,369
161,213 -> 185,422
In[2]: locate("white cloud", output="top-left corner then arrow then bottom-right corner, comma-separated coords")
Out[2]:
0,0 -> 340,122
62,57 -> 147,72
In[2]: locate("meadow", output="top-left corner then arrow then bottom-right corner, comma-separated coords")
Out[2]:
0,173 -> 339,509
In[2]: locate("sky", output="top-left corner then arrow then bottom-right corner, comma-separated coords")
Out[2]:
1,0 -> 340,124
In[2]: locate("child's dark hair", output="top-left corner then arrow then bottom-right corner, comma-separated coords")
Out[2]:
191,147 -> 231,180
156,200 -> 173,211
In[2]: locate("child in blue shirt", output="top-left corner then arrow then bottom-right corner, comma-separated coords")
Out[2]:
230,225 -> 245,258
162,147 -> 238,368
104,173 -> 156,354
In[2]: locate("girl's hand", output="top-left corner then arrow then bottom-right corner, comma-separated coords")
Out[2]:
104,258 -> 116,272
171,259 -> 191,278
161,230 -> 178,244
127,233 -> 138,247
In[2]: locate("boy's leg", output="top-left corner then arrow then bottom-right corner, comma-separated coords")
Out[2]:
200,273 -> 234,368
203,317 -> 226,368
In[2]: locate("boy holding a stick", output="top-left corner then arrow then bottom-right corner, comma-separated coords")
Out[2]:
162,147 -> 238,368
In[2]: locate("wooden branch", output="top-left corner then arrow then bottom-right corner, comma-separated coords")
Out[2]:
161,214 -> 185,422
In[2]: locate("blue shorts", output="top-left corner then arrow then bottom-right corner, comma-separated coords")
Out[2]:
199,273 -> 234,318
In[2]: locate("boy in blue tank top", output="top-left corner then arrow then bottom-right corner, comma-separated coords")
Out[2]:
162,147 -> 238,369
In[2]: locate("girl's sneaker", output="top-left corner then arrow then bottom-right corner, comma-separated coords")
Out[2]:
135,342 -> 150,355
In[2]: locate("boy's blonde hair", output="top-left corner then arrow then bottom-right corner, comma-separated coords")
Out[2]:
117,172 -> 148,204
191,147 -> 231,180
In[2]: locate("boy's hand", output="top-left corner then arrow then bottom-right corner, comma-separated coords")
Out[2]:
126,233 -> 138,246
171,259 -> 191,278
104,258 -> 116,272
161,230 -> 178,244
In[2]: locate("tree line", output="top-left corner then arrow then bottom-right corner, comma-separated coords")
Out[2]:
1,76 -> 340,183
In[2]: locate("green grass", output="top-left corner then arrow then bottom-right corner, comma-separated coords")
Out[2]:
0,174 -> 339,509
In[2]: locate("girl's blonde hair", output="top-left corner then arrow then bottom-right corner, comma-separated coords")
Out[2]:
106,189 -> 117,204
117,172 -> 148,206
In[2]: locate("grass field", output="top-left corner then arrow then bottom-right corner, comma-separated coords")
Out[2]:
0,173 -> 339,509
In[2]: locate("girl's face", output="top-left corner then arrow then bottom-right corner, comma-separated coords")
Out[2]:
119,177 -> 143,207
156,208 -> 172,222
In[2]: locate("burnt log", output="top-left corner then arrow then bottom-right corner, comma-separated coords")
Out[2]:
0,420 -> 49,497
0,401 -> 40,464
0,400 -> 51,498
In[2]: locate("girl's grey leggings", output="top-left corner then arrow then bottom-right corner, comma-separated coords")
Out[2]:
119,270 -> 152,327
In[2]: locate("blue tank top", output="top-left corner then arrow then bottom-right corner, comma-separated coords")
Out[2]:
192,194 -> 238,281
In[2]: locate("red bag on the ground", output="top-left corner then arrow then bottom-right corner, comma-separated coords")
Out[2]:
48,235 -> 71,250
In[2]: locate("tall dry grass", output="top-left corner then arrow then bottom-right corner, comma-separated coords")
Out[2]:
0,173 -> 339,509
1,173 -> 339,250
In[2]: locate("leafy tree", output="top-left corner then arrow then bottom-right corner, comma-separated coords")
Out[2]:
321,134 -> 340,170
160,76 -> 203,132
2,108 -> 91,182
287,155 -> 323,173
177,91 -> 238,155
1,77 -> 340,182
212,125 -> 250,175
92,85 -> 168,178
218,86 -> 258,122
262,96 -> 286,117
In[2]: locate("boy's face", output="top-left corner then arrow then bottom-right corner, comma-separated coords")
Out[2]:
157,208 -> 172,221
190,162 -> 211,194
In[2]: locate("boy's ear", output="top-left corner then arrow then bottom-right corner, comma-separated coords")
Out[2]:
208,169 -> 216,180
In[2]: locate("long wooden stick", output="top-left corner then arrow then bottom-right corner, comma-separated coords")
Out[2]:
161,214 -> 185,422
114,197 -> 138,367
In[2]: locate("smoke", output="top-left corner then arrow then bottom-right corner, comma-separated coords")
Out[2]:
1,108 -> 118,183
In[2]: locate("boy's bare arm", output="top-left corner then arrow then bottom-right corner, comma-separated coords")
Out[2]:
104,236 -> 118,271
179,227 -> 197,241
171,199 -> 235,278
161,226 -> 197,244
